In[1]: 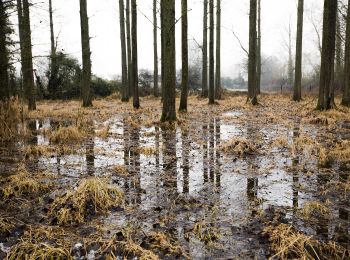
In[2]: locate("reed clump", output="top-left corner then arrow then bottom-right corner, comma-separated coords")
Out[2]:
48,177 -> 124,224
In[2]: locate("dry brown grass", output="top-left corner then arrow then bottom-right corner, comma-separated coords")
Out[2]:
331,140 -> 350,165
219,137 -> 257,156
50,125 -> 84,144
271,136 -> 289,149
48,177 -> 124,224
0,216 -> 15,233
0,98 -> 23,142
147,232 -> 186,257
6,226 -> 72,260
192,221 -> 221,244
23,145 -> 55,158
138,146 -> 157,156
308,116 -> 335,126
114,164 -> 129,176
318,147 -> 333,168
299,201 -> 330,220
0,166 -> 49,198
265,224 -> 349,260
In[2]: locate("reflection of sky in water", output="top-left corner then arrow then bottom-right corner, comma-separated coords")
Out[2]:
24,113 -> 349,256
32,116 -> 314,211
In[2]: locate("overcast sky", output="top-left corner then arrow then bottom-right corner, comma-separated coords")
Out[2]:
26,0 -> 324,79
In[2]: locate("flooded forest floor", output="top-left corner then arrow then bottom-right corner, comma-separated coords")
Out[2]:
0,94 -> 350,259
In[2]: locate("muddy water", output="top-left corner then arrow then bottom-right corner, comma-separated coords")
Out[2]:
0,109 -> 349,259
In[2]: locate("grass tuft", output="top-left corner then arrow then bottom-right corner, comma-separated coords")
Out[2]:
48,177 -> 124,224
0,217 -> 15,233
219,137 -> 257,156
0,98 -> 22,142
264,224 -> 349,260
50,126 -> 84,144
6,226 -> 72,260
0,166 -> 49,198
299,201 -> 330,220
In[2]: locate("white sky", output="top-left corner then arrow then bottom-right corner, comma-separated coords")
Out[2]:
26,0 -> 324,79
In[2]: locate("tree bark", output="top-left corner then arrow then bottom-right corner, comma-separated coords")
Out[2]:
317,0 -> 337,110
160,0 -> 165,101
215,0 -> 221,100
208,0 -> 214,104
0,0 -> 9,101
20,0 -> 36,110
179,0 -> 188,111
335,11 -> 344,93
160,0 -> 176,121
48,0 -> 58,99
287,22 -> 294,89
153,0 -> 159,97
256,0 -> 261,95
248,0 -> 258,105
131,0 -> 139,109
119,0 -> 128,102
126,0 -> 132,97
342,0 -> 350,106
79,0 -> 92,107
293,0 -> 304,102
201,0 -> 208,98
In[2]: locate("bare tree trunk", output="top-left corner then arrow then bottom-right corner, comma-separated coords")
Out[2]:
153,0 -> 159,97
126,0 -> 132,97
317,0 -> 337,110
179,0 -> 188,111
215,0 -> 221,100
256,0 -> 261,95
160,0 -> 165,101
119,0 -> 129,102
335,11 -> 344,93
0,0 -> 9,101
160,0 -> 176,121
48,0 -> 58,99
342,0 -> 350,106
19,0 -> 36,110
293,0 -> 304,102
201,0 -> 208,97
248,0 -> 258,105
79,0 -> 92,107
287,22 -> 294,89
131,0 -> 139,109
208,0 -> 215,105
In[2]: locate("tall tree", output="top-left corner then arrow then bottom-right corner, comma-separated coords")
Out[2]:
131,0 -> 139,109
293,0 -> 304,102
0,0 -> 10,101
342,0 -> 350,106
17,0 -> 35,110
317,0 -> 338,110
201,0 -> 208,97
179,0 -> 188,111
160,0 -> 165,101
153,0 -> 159,97
208,0 -> 214,105
335,11 -> 344,92
215,0 -> 221,99
256,0 -> 261,94
287,22 -> 294,89
119,0 -> 128,102
247,0 -> 258,105
160,0 -> 176,121
79,0 -> 92,107
126,0 -> 132,97
48,0 -> 58,99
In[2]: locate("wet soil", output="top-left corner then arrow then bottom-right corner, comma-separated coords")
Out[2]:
0,95 -> 349,259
